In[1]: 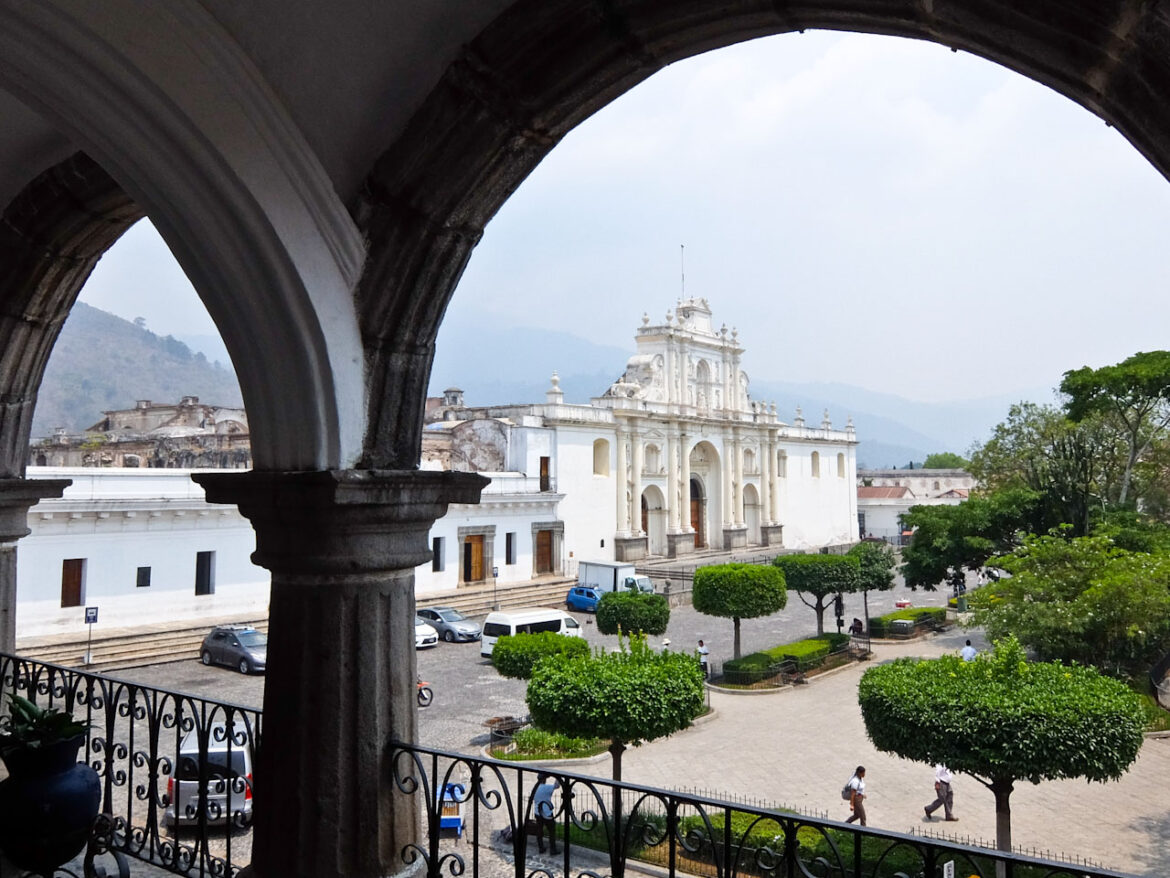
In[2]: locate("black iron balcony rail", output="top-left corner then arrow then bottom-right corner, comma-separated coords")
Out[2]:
390,741 -> 1133,878
0,652 -> 259,878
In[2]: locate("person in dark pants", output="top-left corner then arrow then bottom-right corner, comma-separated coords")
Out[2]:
924,764 -> 957,821
533,773 -> 558,854
845,766 -> 867,826
698,640 -> 709,679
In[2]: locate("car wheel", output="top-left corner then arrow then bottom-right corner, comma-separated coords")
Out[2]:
443,630 -> 455,642
238,658 -> 251,675
201,650 -> 213,666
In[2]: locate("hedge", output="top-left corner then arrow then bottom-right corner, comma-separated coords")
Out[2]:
722,634 -> 853,680
491,631 -> 590,679
867,607 -> 945,638
596,591 -> 670,636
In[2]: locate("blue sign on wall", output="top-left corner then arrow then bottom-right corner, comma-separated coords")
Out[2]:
84,606 -> 98,624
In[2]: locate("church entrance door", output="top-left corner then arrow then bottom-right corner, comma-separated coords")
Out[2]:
463,535 -> 485,582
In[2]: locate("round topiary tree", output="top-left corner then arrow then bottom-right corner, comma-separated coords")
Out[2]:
596,591 -> 670,636
692,563 -> 786,660
490,631 -> 590,679
858,637 -> 1145,852
847,540 -> 897,633
772,553 -> 861,635
526,636 -> 704,781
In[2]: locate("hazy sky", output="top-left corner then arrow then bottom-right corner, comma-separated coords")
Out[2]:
81,30 -> 1170,403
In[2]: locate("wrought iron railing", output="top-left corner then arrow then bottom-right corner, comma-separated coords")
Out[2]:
0,652 -> 259,877
390,741 -> 1134,878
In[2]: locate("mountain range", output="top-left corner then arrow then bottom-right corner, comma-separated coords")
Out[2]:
33,303 -> 1048,467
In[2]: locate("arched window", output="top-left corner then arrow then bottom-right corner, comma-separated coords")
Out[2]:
933,480 -> 941,491
837,453 -> 845,478
743,448 -> 756,474
777,450 -> 787,478
593,439 -> 610,476
811,451 -> 820,478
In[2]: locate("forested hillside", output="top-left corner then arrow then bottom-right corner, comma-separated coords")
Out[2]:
31,303 -> 242,438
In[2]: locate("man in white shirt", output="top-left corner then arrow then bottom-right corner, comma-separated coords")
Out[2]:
924,764 -> 957,821
697,640 -> 709,679
960,640 -> 977,661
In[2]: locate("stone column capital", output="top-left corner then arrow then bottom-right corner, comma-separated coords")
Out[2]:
193,469 -> 487,575
0,478 -> 71,544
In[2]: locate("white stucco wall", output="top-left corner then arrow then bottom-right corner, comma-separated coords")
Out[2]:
19,468 -> 269,637
549,423 -> 618,577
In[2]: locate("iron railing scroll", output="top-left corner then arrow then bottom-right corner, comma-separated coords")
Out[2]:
0,652 -> 259,878
390,741 -> 1134,878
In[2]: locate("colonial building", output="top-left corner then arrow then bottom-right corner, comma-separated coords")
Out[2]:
421,298 -> 859,580
856,468 -> 975,541
29,396 -> 251,469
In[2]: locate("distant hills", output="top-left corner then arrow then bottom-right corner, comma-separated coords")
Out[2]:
31,303 -> 242,437
33,303 -> 1044,467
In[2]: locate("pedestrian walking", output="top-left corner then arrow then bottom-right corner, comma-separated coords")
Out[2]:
532,774 -> 558,854
697,639 -> 709,679
960,640 -> 977,661
844,766 -> 867,826
924,764 -> 957,821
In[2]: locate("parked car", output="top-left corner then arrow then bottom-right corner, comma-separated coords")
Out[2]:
200,626 -> 267,675
565,586 -> 601,612
417,607 -> 482,642
164,721 -> 254,828
415,617 -> 439,649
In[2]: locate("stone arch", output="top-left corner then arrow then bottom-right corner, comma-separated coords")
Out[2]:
743,483 -> 761,546
641,484 -> 667,556
689,440 -> 721,549
0,4 -> 366,471
351,0 -> 1170,471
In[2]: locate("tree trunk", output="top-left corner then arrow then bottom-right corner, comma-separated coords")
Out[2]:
733,617 -> 741,660
609,740 -> 625,782
862,589 -> 870,634
814,598 -> 825,635
992,776 -> 1013,878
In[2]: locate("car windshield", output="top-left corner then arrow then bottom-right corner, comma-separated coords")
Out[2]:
438,609 -> 465,622
415,618 -> 429,627
236,631 -> 266,647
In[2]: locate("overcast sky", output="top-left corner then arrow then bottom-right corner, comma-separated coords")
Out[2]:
80,30 -> 1170,404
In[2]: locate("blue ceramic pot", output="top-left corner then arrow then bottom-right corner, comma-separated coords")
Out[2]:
0,734 -> 102,874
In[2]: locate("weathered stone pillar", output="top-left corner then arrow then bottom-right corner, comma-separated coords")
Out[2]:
679,429 -> 691,529
0,478 -> 71,652
733,432 -> 744,528
630,425 -> 643,534
665,428 -> 679,532
759,440 -> 771,530
195,469 -> 485,878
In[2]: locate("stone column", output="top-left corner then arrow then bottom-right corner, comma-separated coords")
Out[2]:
615,425 -> 629,535
0,478 -> 71,652
722,438 -> 733,537
666,428 -> 679,531
195,469 -> 486,878
733,432 -> 744,527
679,429 -> 691,529
771,436 -> 782,522
759,438 -> 771,528
631,426 -> 643,534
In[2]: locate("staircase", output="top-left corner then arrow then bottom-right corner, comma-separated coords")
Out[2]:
12,576 -> 576,673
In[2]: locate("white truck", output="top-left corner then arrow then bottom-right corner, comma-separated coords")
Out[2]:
576,560 -> 655,595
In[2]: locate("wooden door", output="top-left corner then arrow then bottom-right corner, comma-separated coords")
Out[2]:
641,496 -> 648,535
539,457 -> 550,492
691,498 -> 703,548
61,559 -> 83,608
535,530 -> 552,574
463,535 -> 484,582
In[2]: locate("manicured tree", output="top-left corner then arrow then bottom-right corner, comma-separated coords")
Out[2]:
847,540 -> 897,634
772,554 -> 860,635
858,637 -> 1145,852
596,591 -> 670,636
692,563 -> 786,660
526,636 -> 704,781
490,631 -> 590,679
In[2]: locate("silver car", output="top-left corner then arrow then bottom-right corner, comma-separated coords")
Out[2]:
417,607 -> 482,642
164,721 -> 254,829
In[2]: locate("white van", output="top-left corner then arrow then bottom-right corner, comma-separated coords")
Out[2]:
480,608 -> 583,657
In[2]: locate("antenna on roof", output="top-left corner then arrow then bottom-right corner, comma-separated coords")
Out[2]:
680,244 -> 685,297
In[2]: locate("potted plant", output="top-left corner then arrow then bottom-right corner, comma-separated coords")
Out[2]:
0,693 -> 101,874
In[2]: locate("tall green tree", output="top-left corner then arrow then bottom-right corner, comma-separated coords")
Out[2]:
692,563 -> 786,659
596,591 -> 670,636
772,554 -> 861,635
1062,350 -> 1170,507
900,487 -> 1039,590
526,636 -> 704,781
972,531 -> 1170,677
921,452 -> 969,469
847,540 -> 897,632
858,638 -> 1145,852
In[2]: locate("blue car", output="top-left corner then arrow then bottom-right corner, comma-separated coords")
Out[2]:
565,586 -> 602,612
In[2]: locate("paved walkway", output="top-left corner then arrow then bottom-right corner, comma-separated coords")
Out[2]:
596,629 -> 1168,877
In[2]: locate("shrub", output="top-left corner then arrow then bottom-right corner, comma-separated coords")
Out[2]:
494,728 -> 607,760
867,607 -> 945,638
596,591 -> 670,636
491,631 -> 590,679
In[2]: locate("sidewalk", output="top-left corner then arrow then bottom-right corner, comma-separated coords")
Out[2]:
613,630 -> 1168,877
